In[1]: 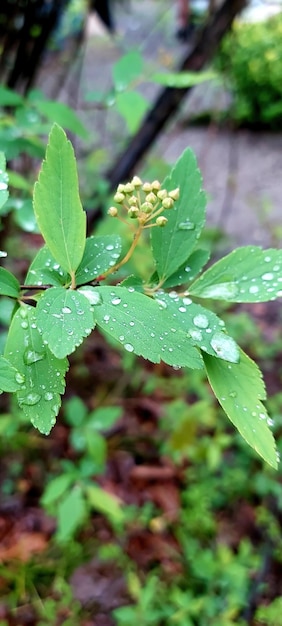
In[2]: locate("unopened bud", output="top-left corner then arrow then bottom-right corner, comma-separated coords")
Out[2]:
151,180 -> 161,191
108,206 -> 118,217
162,197 -> 174,209
157,189 -> 168,200
156,216 -> 168,227
128,207 -> 139,219
128,196 -> 138,206
145,192 -> 157,204
114,192 -> 125,203
142,182 -> 152,193
117,183 -> 126,193
141,202 -> 154,214
124,182 -> 135,194
169,187 -> 180,200
131,175 -> 142,188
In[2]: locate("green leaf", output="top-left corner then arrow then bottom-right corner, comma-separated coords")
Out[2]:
88,406 -> 122,431
4,306 -> 68,434
33,124 -> 86,276
86,484 -> 125,524
75,235 -> 122,285
36,287 -> 96,358
6,170 -> 32,192
161,249 -> 210,289
190,246 -> 282,302
151,149 -> 206,282
34,99 -> 88,138
151,70 -> 217,88
0,153 -> 9,210
115,91 -> 148,133
0,267 -> 20,298
41,473 -> 75,508
0,355 -> 25,392
56,485 -> 86,542
94,286 -> 203,369
112,50 -> 143,91
0,85 -> 24,106
25,246 -> 69,287
203,350 -> 278,469
157,292 -> 239,362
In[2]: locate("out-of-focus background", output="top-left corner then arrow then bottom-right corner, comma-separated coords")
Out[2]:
1,2 -> 282,625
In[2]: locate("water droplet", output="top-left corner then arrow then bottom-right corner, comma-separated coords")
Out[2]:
119,335 -> 125,341
77,309 -> 84,315
210,332 -> 239,363
15,372 -> 25,385
249,285 -> 259,294
21,392 -> 41,406
156,298 -> 167,309
128,286 -> 135,293
228,391 -> 237,398
129,321 -> 135,326
106,244 -> 114,251
67,329 -> 74,335
264,256 -> 271,262
189,329 -> 202,341
62,306 -> 72,314
183,297 -> 192,305
79,288 -> 103,305
111,297 -> 121,305
103,315 -> 110,322
179,306 -> 186,313
124,343 -> 134,352
184,266 -> 191,273
273,265 -> 280,271
196,282 -> 239,299
262,272 -> 274,281
21,321 -> 28,329
20,307 -> 28,319
169,291 -> 178,299
44,392 -> 54,401
178,221 -> 195,230
24,349 -> 45,365
193,314 -> 209,329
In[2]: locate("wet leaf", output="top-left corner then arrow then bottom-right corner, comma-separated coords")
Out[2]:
25,245 -> 69,287
33,124 -> 86,275
0,152 -> 9,211
56,486 -> 86,542
94,286 -> 203,369
204,349 -> 278,469
75,235 -> 122,285
151,149 -> 206,282
4,306 -> 68,434
0,355 -> 25,392
190,246 -> 282,302
36,287 -> 96,358
161,248 -> 210,289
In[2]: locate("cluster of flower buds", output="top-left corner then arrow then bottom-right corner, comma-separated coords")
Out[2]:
107,176 -> 180,229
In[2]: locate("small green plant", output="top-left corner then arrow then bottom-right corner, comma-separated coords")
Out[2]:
218,12 -> 282,127
0,123 -> 281,470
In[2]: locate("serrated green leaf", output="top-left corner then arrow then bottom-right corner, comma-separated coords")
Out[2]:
190,246 -> 282,302
75,235 -> 122,285
115,91 -> 148,133
157,292 -> 239,362
36,287 -> 96,358
151,70 -> 216,88
203,350 -> 278,469
33,124 -> 86,275
4,306 -> 68,434
86,484 -> 125,524
112,50 -> 143,91
0,153 -> 9,210
161,249 -> 210,288
0,85 -> 24,106
151,149 -> 206,282
0,267 -> 20,298
56,485 -> 86,542
94,287 -> 203,369
25,246 -> 69,287
0,355 -> 25,392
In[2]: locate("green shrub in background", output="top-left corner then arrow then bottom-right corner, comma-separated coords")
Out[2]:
218,11 -> 282,128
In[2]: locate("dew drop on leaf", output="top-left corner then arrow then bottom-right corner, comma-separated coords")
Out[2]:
197,282 -> 239,299
111,297 -> 121,305
124,343 -> 134,352
210,333 -> 240,363
21,392 -> 42,406
193,314 -> 209,329
24,349 -> 45,365
262,272 -> 274,281
44,392 -> 54,401
178,221 -> 195,230
15,372 -> 25,385
62,306 -> 72,314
